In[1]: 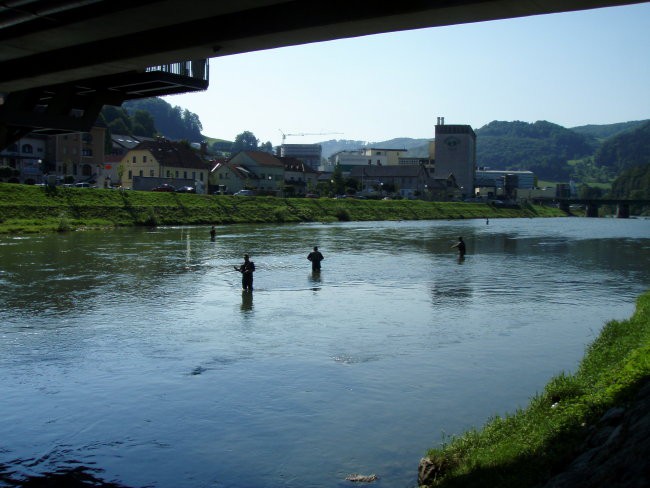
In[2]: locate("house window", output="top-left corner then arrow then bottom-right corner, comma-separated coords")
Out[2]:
200,173 -> 204,181
192,172 -> 195,180
21,144 -> 33,153
139,170 -> 143,177
183,171 -> 187,179
150,169 -> 154,177
166,170 -> 171,177
132,156 -> 136,164
143,155 -> 147,163
175,171 -> 179,178
128,170 -> 132,179
219,174 -> 223,179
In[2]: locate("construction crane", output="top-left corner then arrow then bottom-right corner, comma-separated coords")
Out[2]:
278,130 -> 343,145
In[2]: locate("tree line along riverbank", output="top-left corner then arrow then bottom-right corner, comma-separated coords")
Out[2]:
418,290 -> 650,488
0,183 -> 565,234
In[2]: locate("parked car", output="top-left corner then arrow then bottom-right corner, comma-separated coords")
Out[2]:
152,184 -> 175,192
175,186 -> 196,193
75,182 -> 93,188
233,189 -> 255,196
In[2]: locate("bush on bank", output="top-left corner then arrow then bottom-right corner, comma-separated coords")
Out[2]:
0,183 -> 565,233
419,291 -> 650,488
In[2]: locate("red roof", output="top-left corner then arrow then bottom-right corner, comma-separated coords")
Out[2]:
134,138 -> 209,170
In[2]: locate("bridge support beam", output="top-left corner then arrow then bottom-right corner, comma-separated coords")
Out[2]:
616,203 -> 630,218
585,203 -> 599,218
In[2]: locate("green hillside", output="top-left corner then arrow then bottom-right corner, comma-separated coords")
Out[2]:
594,121 -> 650,174
570,119 -> 649,141
475,120 -> 598,180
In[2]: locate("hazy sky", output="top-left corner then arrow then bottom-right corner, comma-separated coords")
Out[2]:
163,2 -> 650,146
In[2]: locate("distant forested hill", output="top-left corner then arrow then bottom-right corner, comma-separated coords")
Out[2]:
594,121 -> 650,174
475,120 -> 597,180
571,120 -> 649,141
122,98 -> 204,142
609,163 -> 650,199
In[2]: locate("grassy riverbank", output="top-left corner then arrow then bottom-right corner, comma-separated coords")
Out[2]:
0,183 -> 565,233
419,290 -> 650,488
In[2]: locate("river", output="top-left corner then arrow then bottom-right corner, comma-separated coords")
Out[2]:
1,217 -> 649,488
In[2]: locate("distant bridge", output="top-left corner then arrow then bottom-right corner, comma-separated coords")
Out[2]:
0,0 -> 646,148
539,198 -> 650,218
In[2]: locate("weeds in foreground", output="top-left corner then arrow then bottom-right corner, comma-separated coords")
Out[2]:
57,212 -> 71,232
422,291 -> 650,487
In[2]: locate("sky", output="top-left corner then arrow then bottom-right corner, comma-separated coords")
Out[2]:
163,2 -> 650,147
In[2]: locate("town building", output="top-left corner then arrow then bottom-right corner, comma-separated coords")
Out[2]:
280,157 -> 319,196
348,164 -> 460,200
474,169 -> 535,190
326,147 -> 408,174
120,138 -> 210,193
210,159 -> 255,195
433,120 -> 476,199
360,147 -> 407,166
99,134 -> 153,187
0,133 -> 47,183
210,151 -> 285,195
278,144 -> 322,171
47,126 -> 107,184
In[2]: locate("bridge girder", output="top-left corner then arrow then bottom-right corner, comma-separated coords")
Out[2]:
0,0 -> 646,148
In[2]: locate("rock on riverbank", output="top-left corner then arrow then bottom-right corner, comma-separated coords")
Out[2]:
539,378 -> 650,488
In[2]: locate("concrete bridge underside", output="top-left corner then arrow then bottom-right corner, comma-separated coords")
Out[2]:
0,0 -> 646,147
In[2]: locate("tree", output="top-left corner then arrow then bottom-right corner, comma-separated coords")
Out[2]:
181,109 -> 203,141
132,110 -> 157,137
108,118 -> 131,136
121,98 -> 204,142
332,163 -> 345,195
259,141 -> 274,153
231,131 -> 259,152
101,106 -> 132,135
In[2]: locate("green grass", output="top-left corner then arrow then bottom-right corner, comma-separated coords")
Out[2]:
420,291 -> 650,488
0,183 -> 566,234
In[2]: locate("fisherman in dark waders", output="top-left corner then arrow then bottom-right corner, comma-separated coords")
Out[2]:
307,246 -> 324,272
235,254 -> 255,291
452,236 -> 466,259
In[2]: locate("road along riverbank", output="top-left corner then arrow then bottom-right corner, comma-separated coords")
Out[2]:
418,290 -> 650,488
0,183 -> 565,233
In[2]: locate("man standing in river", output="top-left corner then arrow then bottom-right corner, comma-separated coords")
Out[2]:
235,254 -> 255,291
307,246 -> 324,272
452,236 -> 466,258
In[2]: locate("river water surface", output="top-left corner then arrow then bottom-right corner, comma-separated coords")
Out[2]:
1,217 -> 649,488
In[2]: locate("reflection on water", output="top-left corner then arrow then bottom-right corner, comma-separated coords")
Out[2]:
241,290 -> 254,311
309,270 -> 322,291
1,218 -> 649,488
